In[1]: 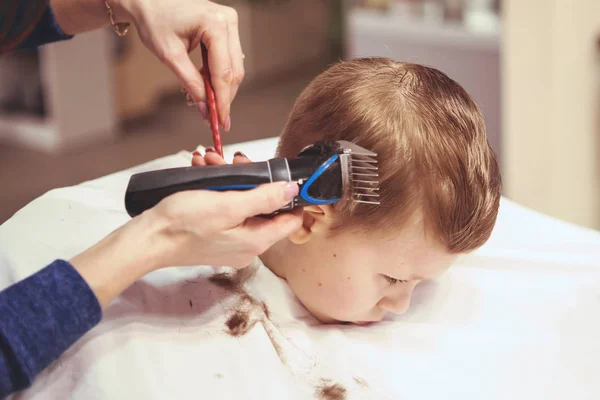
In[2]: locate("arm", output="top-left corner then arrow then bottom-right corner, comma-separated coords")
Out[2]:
0,212 -> 162,397
48,0 -> 129,36
0,180 -> 299,397
0,0 -> 131,52
0,0 -> 68,51
0,260 -> 100,397
0,0 -> 136,52
1,0 -> 243,129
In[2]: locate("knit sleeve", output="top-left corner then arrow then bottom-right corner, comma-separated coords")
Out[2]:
0,0 -> 73,53
0,259 -> 102,397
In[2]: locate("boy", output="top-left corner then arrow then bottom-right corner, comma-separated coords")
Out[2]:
10,57 -> 501,399
193,57 -> 502,325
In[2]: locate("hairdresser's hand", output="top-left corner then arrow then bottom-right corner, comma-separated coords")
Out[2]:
70,179 -> 301,308
110,0 -> 243,128
148,181 -> 301,270
191,147 -> 251,166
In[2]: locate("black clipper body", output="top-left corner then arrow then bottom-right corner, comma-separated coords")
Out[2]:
124,140 -> 379,218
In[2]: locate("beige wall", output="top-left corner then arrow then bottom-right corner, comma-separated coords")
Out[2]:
502,0 -> 600,229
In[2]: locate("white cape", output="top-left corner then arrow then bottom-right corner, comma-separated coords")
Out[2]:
2,138 -> 600,399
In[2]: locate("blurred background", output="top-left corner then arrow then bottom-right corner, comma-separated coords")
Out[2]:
0,0 -> 598,230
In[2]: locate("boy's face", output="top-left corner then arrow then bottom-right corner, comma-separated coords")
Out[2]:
262,208 -> 457,325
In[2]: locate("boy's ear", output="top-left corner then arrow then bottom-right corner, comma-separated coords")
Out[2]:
288,205 -> 337,245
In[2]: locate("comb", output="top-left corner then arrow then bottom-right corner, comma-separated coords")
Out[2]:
200,43 -> 224,157
337,140 -> 380,205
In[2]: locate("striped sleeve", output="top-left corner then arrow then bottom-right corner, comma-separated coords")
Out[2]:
0,0 -> 73,53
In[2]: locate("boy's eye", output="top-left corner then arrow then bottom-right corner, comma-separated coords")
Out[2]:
385,276 -> 408,285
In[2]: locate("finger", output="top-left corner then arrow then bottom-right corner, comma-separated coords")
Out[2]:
203,27 -> 233,127
220,181 -> 299,226
227,12 -> 245,105
165,46 -> 207,106
233,151 -> 252,164
204,152 -> 227,165
241,211 -> 303,251
192,151 -> 206,166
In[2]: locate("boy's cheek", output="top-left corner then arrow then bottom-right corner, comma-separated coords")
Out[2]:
288,277 -> 352,322
314,280 -> 372,321
287,256 -> 369,321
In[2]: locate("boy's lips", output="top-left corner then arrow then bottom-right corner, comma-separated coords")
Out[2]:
353,321 -> 373,326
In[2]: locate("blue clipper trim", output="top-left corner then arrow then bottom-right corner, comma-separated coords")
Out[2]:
300,154 -> 341,205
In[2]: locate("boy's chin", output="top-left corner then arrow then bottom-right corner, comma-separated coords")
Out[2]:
305,308 -> 341,325
352,321 -> 374,326
300,300 -> 380,326
311,312 -> 377,327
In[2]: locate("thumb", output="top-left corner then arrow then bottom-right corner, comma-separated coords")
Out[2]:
223,181 -> 299,224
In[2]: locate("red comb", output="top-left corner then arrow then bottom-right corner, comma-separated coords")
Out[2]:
200,43 -> 224,157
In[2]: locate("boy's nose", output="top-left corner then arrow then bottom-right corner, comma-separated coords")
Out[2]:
378,283 -> 417,315
379,296 -> 411,315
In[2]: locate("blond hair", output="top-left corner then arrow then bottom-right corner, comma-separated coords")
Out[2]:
276,58 -> 501,253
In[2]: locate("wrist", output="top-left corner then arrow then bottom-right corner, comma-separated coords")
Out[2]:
105,0 -> 138,24
119,209 -> 173,272
130,208 -> 175,272
49,0 -> 136,35
69,210 -> 172,308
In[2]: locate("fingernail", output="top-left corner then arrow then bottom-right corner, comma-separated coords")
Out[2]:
197,102 -> 209,120
283,182 -> 299,201
224,115 -> 231,132
192,150 -> 201,157
205,147 -> 215,153
233,151 -> 247,158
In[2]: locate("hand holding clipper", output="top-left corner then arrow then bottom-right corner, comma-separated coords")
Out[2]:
124,140 -> 380,218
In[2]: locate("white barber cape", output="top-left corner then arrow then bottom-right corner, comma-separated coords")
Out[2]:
1,138 -> 600,399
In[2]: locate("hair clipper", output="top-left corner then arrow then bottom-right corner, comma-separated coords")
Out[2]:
124,140 -> 380,218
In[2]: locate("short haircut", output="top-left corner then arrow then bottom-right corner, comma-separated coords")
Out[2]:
276,58 -> 501,253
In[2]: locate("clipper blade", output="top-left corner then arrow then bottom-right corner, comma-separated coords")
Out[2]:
337,141 -> 380,205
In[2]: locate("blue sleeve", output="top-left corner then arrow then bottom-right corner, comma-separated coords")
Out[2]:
0,259 -> 102,397
0,0 -> 73,53
17,2 -> 74,49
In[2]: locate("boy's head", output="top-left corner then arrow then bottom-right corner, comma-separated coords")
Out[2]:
260,57 -> 501,325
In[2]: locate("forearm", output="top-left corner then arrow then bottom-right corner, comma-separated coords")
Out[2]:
49,0 -> 135,36
69,209 -> 170,309
0,0 -> 140,52
0,203 -> 171,397
0,260 -> 102,396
